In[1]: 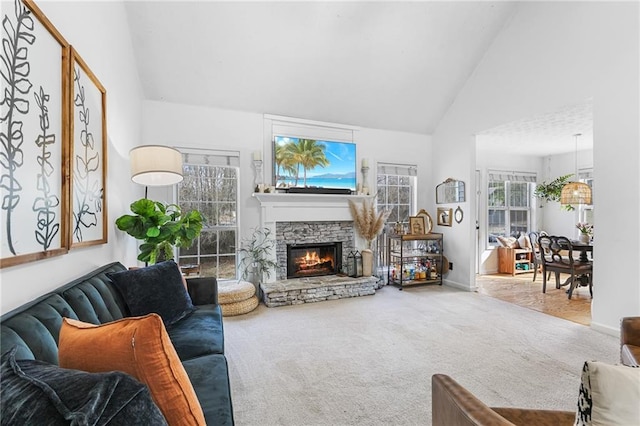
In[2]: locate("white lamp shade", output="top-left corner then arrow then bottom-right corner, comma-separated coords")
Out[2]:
130,145 -> 183,186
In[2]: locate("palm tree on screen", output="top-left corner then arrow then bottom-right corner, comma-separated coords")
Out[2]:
286,139 -> 329,187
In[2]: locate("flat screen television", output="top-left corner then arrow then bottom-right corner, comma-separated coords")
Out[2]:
273,136 -> 357,192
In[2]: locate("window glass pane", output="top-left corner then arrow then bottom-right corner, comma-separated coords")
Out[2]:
488,210 -> 506,243
398,205 -> 410,223
218,255 -> 237,279
388,175 -> 398,185
488,182 -> 505,207
510,182 -> 529,207
398,187 -> 411,204
198,257 -> 218,278
510,210 -> 528,237
388,187 -> 399,204
219,203 -> 237,226
200,231 -> 218,255
219,230 -> 236,254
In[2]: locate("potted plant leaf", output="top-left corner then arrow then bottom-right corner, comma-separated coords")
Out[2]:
237,227 -> 277,295
115,198 -> 203,265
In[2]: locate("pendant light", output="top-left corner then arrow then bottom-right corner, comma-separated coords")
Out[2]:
560,133 -> 592,205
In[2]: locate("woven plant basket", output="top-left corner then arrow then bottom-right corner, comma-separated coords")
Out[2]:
218,280 -> 255,304
221,295 -> 259,317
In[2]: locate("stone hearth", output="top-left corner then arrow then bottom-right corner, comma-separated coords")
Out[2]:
261,275 -> 378,307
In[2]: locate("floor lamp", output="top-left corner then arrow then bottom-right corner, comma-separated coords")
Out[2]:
129,145 -> 184,196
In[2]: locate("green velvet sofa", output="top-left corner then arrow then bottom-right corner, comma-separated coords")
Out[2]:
0,262 -> 234,425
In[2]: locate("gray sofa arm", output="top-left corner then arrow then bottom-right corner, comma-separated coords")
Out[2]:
186,277 -> 218,306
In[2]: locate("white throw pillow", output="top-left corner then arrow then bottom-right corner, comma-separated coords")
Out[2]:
517,234 -> 531,250
574,361 -> 640,426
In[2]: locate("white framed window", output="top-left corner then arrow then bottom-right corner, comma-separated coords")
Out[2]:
376,163 -> 418,226
578,169 -> 594,225
487,170 -> 536,247
176,149 -> 240,279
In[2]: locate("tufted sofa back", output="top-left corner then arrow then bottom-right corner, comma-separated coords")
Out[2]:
0,262 -> 129,364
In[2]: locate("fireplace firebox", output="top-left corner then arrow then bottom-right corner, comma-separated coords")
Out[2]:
287,242 -> 342,279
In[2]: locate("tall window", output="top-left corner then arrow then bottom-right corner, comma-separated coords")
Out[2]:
177,150 -> 239,279
376,163 -> 417,226
487,170 -> 536,246
579,169 -> 594,225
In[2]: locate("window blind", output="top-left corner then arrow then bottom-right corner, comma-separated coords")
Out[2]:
579,169 -> 593,179
488,170 -> 536,183
377,163 -> 417,176
180,148 -> 240,167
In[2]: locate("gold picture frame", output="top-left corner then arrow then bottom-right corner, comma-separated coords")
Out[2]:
1,0 -> 71,268
409,216 -> 426,235
437,207 -> 453,227
69,47 -> 107,247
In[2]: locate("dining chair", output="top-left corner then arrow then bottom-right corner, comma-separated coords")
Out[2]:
538,235 -> 593,299
528,231 -> 550,282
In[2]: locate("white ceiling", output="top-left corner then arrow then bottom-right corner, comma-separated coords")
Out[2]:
124,1 -> 592,155
476,99 -> 594,156
124,1 -> 516,134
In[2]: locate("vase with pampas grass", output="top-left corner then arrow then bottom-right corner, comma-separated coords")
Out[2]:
348,198 -> 390,276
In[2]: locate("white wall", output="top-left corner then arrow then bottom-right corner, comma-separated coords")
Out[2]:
1,1 -> 143,313
141,101 -> 432,244
433,1 -> 639,333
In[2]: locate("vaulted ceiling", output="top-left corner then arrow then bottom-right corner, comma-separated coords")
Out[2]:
124,1 -> 592,154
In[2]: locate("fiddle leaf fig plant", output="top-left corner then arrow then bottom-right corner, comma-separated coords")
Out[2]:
116,198 -> 203,264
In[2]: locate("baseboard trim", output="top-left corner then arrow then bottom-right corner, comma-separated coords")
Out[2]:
443,279 -> 475,292
590,321 -> 619,337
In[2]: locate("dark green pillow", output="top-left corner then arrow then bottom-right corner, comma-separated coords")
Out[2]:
0,347 -> 167,425
107,260 -> 195,326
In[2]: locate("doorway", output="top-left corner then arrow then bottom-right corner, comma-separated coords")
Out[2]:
473,100 -> 594,323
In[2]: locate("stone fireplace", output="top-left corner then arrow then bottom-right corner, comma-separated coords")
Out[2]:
252,193 -> 379,307
276,221 -> 354,280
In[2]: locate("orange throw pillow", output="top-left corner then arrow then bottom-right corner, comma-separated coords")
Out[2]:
58,314 -> 205,426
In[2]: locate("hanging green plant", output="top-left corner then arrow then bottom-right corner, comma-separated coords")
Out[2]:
534,174 -> 575,211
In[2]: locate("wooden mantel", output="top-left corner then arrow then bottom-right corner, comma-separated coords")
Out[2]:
252,192 -> 373,224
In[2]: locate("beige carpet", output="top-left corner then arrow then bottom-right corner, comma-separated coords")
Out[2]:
223,285 -> 618,425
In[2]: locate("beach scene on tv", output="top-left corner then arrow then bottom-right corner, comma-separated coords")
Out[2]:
273,136 -> 357,191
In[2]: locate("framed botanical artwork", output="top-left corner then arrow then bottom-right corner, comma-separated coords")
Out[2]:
1,0 -> 71,268
69,47 -> 107,247
437,207 -> 453,227
409,216 -> 425,235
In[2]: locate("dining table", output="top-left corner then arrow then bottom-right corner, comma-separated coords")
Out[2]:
562,239 -> 593,290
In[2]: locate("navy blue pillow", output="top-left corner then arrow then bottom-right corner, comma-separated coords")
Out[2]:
107,260 -> 195,326
0,347 -> 167,425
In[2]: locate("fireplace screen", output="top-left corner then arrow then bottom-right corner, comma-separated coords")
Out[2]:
287,242 -> 342,278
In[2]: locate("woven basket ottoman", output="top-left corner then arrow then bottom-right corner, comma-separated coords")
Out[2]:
218,280 -> 258,316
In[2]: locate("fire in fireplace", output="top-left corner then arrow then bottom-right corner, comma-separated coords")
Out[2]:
287,242 -> 342,278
